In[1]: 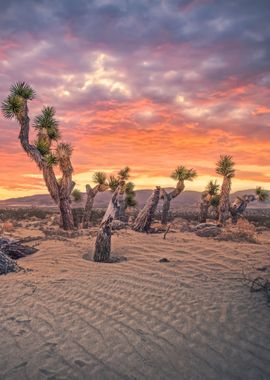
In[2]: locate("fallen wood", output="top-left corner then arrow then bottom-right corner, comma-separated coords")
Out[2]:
0,238 -> 38,260
0,250 -> 20,275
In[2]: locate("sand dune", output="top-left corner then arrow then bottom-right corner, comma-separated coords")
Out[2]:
1,227 -> 270,380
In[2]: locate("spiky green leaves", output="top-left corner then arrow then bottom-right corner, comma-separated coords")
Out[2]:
72,188 -> 82,202
255,186 -> 269,202
2,82 -> 35,119
216,155 -> 235,178
125,181 -> 137,208
1,95 -> 23,119
45,152 -> 58,167
118,166 -> 130,181
10,82 -> 36,100
206,180 -> 220,196
56,142 -> 73,158
171,166 -> 197,182
35,138 -> 50,156
92,171 -> 107,185
108,175 -> 119,192
34,106 -> 60,141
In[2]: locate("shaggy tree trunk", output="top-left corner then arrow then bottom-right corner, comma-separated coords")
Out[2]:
218,177 -> 231,225
59,197 -> 74,230
93,218 -> 112,262
199,192 -> 211,223
118,191 -> 128,222
0,251 -> 20,275
82,185 -> 98,228
102,183 -> 124,224
230,195 -> 255,224
133,187 -> 160,232
161,181 -> 184,225
161,192 -> 171,225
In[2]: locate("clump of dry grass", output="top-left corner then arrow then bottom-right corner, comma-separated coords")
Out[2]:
216,219 -> 258,243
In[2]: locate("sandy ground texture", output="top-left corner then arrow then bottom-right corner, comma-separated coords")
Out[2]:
1,225 -> 270,380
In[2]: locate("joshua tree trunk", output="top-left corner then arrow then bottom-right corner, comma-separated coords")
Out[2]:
93,218 -> 112,262
229,195 -> 255,224
102,183 -> 124,224
218,177 -> 231,225
199,192 -> 211,223
82,185 -> 98,228
133,187 -> 160,232
118,191 -> 127,222
59,197 -> 74,230
161,181 -> 184,225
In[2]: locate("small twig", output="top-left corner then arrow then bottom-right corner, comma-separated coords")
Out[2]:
163,224 -> 171,239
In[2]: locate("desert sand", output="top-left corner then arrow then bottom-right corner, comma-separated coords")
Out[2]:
1,224 -> 270,380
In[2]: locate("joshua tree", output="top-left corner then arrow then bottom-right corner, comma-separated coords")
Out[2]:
161,166 -> 197,225
82,171 -> 108,228
199,180 -> 220,223
93,217 -> 113,262
1,82 -> 74,229
216,155 -> 235,225
230,187 -> 269,224
133,186 -> 161,232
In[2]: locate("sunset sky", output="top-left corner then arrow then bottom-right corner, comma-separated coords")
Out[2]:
1,0 -> 270,199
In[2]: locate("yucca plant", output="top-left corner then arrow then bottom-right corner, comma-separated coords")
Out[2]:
216,155 -> 235,224
255,186 -> 269,201
199,180 -> 220,223
1,82 -> 75,230
161,165 -> 197,225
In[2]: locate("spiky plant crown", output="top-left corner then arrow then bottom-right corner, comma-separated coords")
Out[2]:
72,188 -> 82,202
108,175 -> 119,192
1,95 -> 23,119
210,194 -> 220,207
1,82 -> 35,120
34,106 -> 60,141
118,166 -> 130,181
56,142 -> 73,174
125,181 -> 135,195
171,166 -> 197,182
255,186 -> 269,202
35,138 -> 50,156
206,180 -> 220,196
216,155 -> 235,178
10,82 -> 36,100
92,171 -> 107,185
45,152 -> 59,167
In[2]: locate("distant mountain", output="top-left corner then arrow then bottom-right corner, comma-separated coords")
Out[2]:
1,188 -> 269,208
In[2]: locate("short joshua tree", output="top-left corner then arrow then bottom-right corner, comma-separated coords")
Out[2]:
216,155 -> 235,225
82,172 -> 108,228
2,82 -> 75,230
199,180 -> 220,223
230,186 -> 269,224
161,166 -> 197,225
133,186 -> 161,232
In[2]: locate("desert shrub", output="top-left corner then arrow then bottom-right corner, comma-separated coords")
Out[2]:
216,219 -> 258,243
0,207 -> 50,221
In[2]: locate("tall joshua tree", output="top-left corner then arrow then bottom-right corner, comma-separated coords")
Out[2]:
82,171 -> 108,228
1,82 -> 74,230
161,166 -> 197,225
199,180 -> 220,223
230,187 -> 269,224
216,155 -> 235,225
